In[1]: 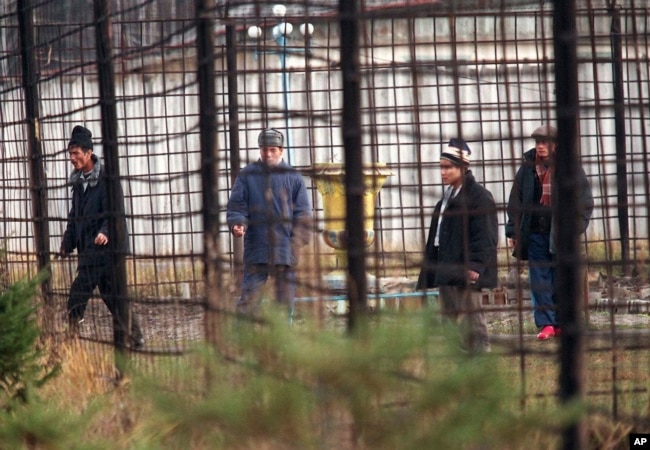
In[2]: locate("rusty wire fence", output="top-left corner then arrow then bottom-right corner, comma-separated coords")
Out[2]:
1,0 -> 649,439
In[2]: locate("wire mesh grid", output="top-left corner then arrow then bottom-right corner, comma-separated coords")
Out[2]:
0,0 -> 649,437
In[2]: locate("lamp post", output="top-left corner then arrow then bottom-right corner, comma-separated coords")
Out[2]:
247,4 -> 313,165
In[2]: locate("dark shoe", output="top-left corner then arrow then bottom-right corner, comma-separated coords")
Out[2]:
476,343 -> 491,354
132,335 -> 145,349
537,325 -> 555,341
553,326 -> 562,337
459,339 -> 491,355
131,321 -> 145,349
67,317 -> 84,338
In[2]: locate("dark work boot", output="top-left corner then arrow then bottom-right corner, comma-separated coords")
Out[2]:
131,319 -> 145,349
67,316 -> 84,339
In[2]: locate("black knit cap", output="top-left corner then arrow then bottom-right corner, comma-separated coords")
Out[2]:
68,125 -> 93,150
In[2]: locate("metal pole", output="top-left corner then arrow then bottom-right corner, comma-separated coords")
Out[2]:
94,0 -> 130,364
226,23 -> 243,283
339,0 -> 367,334
609,2 -> 630,276
280,48 -> 293,165
195,0 -> 224,350
17,0 -> 54,336
553,1 -> 585,448
273,31 -> 293,165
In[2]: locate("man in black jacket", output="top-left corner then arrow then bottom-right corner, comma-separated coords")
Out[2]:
417,138 -> 498,353
59,125 -> 143,348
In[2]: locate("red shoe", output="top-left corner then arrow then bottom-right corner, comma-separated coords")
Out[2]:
553,326 -> 561,337
537,325 -> 555,340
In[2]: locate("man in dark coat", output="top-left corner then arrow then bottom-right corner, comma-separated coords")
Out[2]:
417,138 -> 498,353
505,125 -> 593,340
59,125 -> 143,348
227,128 -> 312,315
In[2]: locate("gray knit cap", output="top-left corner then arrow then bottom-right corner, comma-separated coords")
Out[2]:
258,128 -> 284,147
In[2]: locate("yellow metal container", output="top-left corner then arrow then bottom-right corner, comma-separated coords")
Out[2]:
312,162 -> 391,250
311,161 -> 391,293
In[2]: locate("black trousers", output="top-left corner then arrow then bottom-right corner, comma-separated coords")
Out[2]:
67,264 -> 142,341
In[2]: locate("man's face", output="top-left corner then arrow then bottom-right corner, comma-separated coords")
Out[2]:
535,138 -> 557,161
260,146 -> 284,166
439,160 -> 463,186
68,146 -> 94,172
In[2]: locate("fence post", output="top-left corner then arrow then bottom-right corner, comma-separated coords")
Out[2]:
609,3 -> 630,277
339,0 -> 368,334
195,0 -> 224,351
94,0 -> 130,369
226,22 -> 243,288
553,0 -> 586,449
17,0 -> 54,337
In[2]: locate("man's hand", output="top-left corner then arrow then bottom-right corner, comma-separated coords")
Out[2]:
467,270 -> 479,284
508,238 -> 516,248
95,232 -> 109,245
231,224 -> 245,238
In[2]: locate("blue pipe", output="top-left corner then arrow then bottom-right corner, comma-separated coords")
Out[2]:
293,290 -> 439,303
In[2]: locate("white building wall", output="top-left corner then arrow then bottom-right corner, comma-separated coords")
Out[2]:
1,10 -> 647,266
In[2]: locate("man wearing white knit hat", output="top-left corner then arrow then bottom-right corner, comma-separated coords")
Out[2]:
417,138 -> 498,353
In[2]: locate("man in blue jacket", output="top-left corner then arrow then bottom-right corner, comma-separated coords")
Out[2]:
60,125 -> 143,348
227,128 -> 312,315
417,138 -> 498,353
506,125 -> 593,340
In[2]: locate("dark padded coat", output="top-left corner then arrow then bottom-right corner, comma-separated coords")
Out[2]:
505,148 -> 594,260
417,171 -> 498,290
227,159 -> 312,267
61,155 -> 129,268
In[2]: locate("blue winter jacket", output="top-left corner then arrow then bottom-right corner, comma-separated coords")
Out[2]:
227,159 -> 312,266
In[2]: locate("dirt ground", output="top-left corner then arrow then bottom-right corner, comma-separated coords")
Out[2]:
65,273 -> 650,353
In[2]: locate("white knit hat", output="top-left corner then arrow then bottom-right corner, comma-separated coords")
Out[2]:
440,138 -> 471,167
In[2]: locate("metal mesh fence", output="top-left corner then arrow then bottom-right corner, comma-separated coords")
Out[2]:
0,0 -> 649,438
